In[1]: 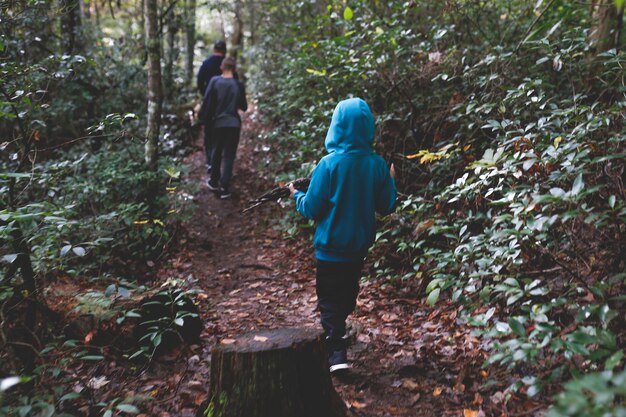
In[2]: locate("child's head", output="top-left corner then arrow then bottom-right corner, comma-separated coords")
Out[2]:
221,57 -> 237,73
324,98 -> 375,154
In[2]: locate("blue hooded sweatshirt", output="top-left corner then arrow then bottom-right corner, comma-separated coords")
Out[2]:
293,98 -> 397,262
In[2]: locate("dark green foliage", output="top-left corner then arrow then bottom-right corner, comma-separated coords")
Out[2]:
0,1 -> 196,414
1,140 -> 184,280
251,0 -> 626,411
132,286 -> 202,360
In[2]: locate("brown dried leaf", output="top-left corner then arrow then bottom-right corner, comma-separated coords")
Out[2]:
350,400 -> 368,409
401,378 -> 420,391
473,392 -> 483,405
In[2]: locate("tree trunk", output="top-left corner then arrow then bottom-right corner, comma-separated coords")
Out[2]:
248,0 -> 256,47
616,4 -> 624,52
144,0 -> 161,171
59,0 -> 81,53
218,9 -> 226,40
184,0 -> 196,86
589,0 -> 619,52
230,0 -> 244,61
200,328 -> 349,417
92,0 -> 100,26
80,0 -> 90,20
163,7 -> 178,101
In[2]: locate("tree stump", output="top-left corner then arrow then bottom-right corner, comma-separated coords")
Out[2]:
199,327 -> 349,417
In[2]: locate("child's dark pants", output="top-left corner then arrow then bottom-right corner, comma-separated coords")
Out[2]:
203,124 -> 213,166
210,127 -> 240,188
316,259 -> 363,352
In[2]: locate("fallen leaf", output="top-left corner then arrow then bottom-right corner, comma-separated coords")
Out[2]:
84,330 -> 96,344
253,336 -> 268,342
381,313 -> 399,322
490,391 -> 505,405
87,376 -> 109,390
220,339 -> 236,345
382,327 -> 395,336
473,392 -> 484,406
401,378 -> 419,391
357,334 -> 371,343
350,400 -> 367,409
463,410 -> 479,417
433,387 -> 443,396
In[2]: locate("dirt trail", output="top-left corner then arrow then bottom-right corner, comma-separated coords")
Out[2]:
146,114 -> 493,417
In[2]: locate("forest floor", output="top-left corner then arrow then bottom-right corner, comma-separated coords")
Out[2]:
58,112 -> 545,417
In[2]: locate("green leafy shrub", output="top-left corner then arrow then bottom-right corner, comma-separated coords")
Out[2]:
251,0 -> 626,412
547,369 -> 626,417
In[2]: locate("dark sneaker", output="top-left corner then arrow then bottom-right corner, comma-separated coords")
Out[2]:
329,349 -> 349,373
207,180 -> 219,191
218,187 -> 231,199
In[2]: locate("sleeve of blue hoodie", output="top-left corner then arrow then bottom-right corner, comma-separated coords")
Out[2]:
293,161 -> 330,221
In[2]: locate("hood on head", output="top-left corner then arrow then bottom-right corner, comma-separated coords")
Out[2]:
324,98 -> 375,154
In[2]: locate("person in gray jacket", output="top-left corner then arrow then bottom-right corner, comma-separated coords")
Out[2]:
200,57 -> 248,199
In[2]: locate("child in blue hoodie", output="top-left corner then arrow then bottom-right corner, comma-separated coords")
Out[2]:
289,97 -> 396,373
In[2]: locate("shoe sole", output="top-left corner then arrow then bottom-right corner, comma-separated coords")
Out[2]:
329,363 -> 349,373
219,194 -> 231,199
207,182 -> 219,191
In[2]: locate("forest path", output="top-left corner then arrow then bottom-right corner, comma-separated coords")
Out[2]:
151,112 -> 488,417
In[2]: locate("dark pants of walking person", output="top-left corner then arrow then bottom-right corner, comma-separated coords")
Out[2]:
316,259 -> 363,352
209,126 -> 240,189
203,124 -> 213,167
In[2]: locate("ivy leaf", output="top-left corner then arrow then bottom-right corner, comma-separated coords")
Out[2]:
605,350 -> 623,370
61,244 -> 72,256
508,318 -> 526,337
80,355 -> 104,361
116,404 -> 140,414
570,173 -> 584,196
72,246 -> 86,257
59,392 -> 81,401
550,187 -> 566,197
164,167 -> 180,179
105,284 -> 116,297
426,288 -> 440,306
2,254 -> 18,264
343,6 -> 353,20
117,287 -> 130,298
